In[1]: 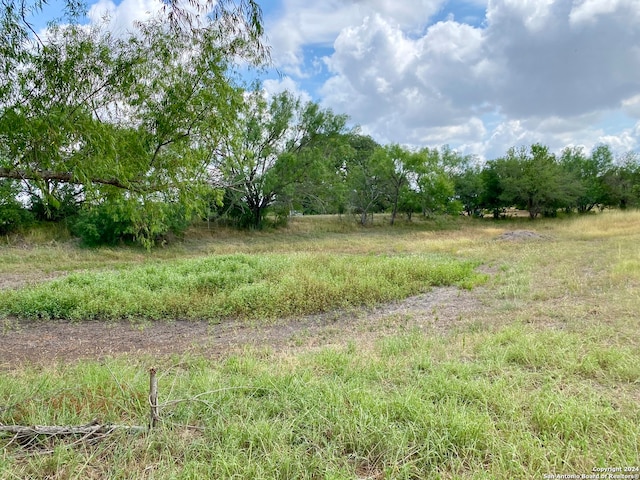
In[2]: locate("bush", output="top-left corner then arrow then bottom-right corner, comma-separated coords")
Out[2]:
72,198 -> 194,248
30,184 -> 82,221
0,180 -> 33,235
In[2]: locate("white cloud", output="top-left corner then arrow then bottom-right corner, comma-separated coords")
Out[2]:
483,0 -> 640,118
320,13 -> 489,148
265,0 -> 444,75
289,0 -> 640,159
262,77 -> 312,104
87,0 -> 163,34
622,95 -> 640,119
569,0 -> 640,27
598,122 -> 640,154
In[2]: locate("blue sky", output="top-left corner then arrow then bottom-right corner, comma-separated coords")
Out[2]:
32,0 -> 640,161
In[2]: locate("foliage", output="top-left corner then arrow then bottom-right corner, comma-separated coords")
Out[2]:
0,180 -> 33,234
559,145 -> 611,213
217,90 -> 350,228
71,196 -> 194,249
412,147 -> 460,217
29,184 -> 83,222
491,144 -> 579,218
601,152 -> 640,209
370,144 -> 412,225
0,0 -> 267,245
453,166 -> 484,217
343,134 -> 383,225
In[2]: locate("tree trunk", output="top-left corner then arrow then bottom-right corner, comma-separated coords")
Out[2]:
390,196 -> 398,225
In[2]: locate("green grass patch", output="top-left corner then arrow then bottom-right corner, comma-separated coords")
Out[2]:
1,326 -> 638,479
0,253 -> 484,321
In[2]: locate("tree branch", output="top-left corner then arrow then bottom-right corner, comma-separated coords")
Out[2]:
0,167 -> 146,191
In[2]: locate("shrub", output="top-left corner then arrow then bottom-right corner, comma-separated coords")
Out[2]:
72,198 -> 194,248
29,184 -> 83,222
0,180 -> 33,235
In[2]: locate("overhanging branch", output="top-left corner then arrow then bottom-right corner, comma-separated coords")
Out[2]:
0,167 -> 146,192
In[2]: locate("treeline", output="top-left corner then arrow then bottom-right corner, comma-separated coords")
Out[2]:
2,1 -> 640,247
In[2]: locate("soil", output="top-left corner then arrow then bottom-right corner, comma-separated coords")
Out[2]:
497,230 -> 546,241
0,286 -> 488,368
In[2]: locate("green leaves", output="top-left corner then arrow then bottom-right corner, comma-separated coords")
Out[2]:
0,0 -> 268,246
216,89 -> 350,227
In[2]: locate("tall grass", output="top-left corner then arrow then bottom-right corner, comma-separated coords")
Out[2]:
0,253 -> 484,321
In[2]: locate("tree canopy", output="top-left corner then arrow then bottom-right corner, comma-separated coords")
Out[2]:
0,0 -> 267,244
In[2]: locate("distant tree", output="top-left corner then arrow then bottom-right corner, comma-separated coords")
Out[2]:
602,152 -> 640,209
560,145 -> 612,212
371,144 -> 416,225
454,167 -> 484,216
413,148 -> 459,217
479,163 -> 507,218
217,90 -> 349,228
343,135 -> 384,225
0,180 -> 33,234
493,144 -> 577,219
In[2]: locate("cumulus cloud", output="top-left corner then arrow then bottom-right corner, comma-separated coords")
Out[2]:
301,0 -> 640,158
262,77 -> 312,104
598,122 -> 640,154
622,95 -> 640,119
265,0 -> 444,75
484,0 -> 640,118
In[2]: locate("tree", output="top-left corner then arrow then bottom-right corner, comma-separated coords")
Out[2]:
0,0 -> 267,245
216,90 -> 349,228
493,144 -> 577,219
0,180 -> 32,234
371,144 -> 414,225
343,135 -> 385,225
412,147 -> 458,217
559,145 -> 612,212
479,163 -> 507,218
602,152 -> 640,209
454,166 -> 484,216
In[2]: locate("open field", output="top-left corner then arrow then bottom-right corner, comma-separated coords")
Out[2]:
1,212 -> 639,479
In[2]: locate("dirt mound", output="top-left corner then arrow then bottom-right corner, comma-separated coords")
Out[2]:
498,230 -> 545,241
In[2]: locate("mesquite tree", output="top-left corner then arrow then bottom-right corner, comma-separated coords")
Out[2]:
216,89 -> 350,228
0,0 -> 267,244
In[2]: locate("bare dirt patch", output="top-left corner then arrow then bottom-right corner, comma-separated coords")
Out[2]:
497,230 -> 546,241
0,272 -> 66,291
0,286 -> 488,368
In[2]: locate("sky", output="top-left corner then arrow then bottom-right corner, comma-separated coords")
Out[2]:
32,0 -> 640,161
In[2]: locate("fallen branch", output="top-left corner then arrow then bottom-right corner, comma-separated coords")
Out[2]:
1,367 -> 159,451
0,423 -> 146,437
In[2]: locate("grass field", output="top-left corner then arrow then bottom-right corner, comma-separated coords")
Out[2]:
1,212 -> 639,479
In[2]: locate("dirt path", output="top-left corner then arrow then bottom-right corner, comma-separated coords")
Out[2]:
0,286 -> 487,367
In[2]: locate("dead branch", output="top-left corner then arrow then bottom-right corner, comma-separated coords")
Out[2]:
0,423 -> 146,437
